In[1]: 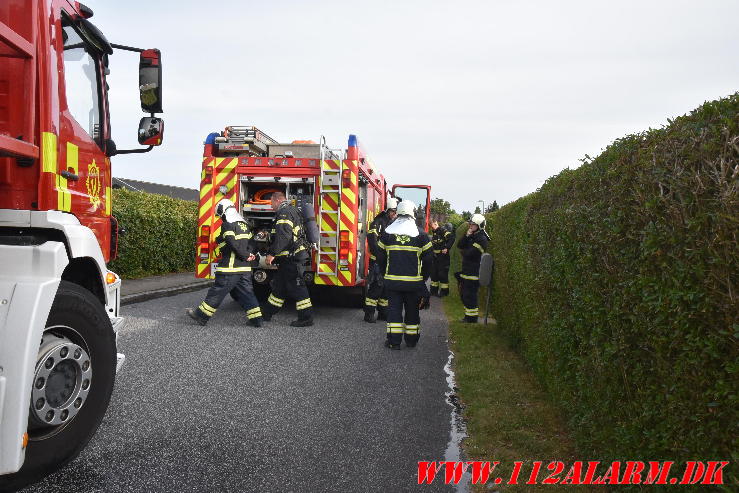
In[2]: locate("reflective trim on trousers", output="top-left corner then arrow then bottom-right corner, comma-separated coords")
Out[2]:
430,281 -> 439,287
386,322 -> 405,334
296,298 -> 313,310
377,298 -> 389,307
365,298 -> 377,307
440,283 -> 449,289
246,307 -> 262,319
404,324 -> 419,335
268,294 -> 285,308
199,302 -> 216,317
464,307 -> 479,316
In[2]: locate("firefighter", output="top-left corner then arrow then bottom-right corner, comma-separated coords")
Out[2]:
456,213 -> 489,323
376,200 -> 433,349
186,199 -> 263,327
429,219 -> 455,297
262,192 -> 314,327
363,197 -> 398,323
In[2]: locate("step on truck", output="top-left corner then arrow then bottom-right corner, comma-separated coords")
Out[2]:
0,1 -> 164,489
196,127 -> 431,295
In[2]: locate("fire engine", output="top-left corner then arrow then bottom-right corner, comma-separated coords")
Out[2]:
0,1 -> 164,489
196,126 -> 431,292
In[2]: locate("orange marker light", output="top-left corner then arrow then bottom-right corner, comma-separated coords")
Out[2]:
22,432 -> 28,449
106,272 -> 117,284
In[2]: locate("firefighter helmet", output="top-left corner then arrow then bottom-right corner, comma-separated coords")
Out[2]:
386,197 -> 398,210
215,198 -> 235,217
469,213 -> 486,229
396,200 -> 416,217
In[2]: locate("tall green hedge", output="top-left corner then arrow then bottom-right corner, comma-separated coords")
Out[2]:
107,189 -> 197,278
477,94 -> 738,482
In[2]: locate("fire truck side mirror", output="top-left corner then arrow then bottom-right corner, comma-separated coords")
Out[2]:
139,49 -> 163,114
138,117 -> 164,146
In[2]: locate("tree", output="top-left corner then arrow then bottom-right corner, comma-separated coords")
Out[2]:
486,201 -> 499,213
461,210 -> 472,221
474,206 -> 481,214
430,197 -> 455,217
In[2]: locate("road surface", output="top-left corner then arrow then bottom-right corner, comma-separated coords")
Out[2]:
24,287 -> 457,492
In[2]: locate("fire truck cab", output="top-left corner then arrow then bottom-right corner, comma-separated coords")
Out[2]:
0,1 -> 163,488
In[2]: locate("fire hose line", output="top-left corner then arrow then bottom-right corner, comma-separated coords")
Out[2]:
249,188 -> 281,205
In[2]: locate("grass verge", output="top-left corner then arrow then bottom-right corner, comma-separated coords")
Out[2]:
443,283 -> 591,491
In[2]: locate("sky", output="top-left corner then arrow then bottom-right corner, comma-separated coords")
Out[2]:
94,0 -> 739,213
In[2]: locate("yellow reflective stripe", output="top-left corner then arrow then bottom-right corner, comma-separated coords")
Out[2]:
433,250 -> 442,254
365,298 -> 377,306
440,283 -> 449,289
465,308 -> 479,315
247,307 -> 262,315
368,228 -> 377,234
472,242 -> 485,253
384,245 -> 421,252
199,302 -> 216,315
296,299 -> 312,309
387,323 -> 405,334
268,294 -> 284,307
460,274 -> 479,280
233,233 -> 252,240
228,252 -> 235,268
430,281 -> 439,287
223,231 -> 235,237
421,242 -> 432,252
384,274 -> 423,281
378,241 -> 386,249
378,299 -> 388,307
370,254 -> 377,260
42,132 -> 57,173
276,219 -> 294,227
216,266 -> 252,273
247,307 -> 262,319
404,325 -> 420,334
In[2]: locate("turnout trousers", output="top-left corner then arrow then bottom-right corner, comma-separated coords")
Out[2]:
264,257 -> 313,320
430,254 -> 451,295
195,272 -> 262,323
364,261 -> 388,317
386,289 -> 421,346
459,277 -> 480,322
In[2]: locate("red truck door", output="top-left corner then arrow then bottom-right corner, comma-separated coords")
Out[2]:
392,184 -> 431,232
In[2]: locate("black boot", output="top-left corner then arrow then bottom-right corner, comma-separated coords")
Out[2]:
186,308 -> 208,326
364,311 -> 377,323
290,318 -> 314,327
384,340 -> 401,350
261,306 -> 273,322
430,286 -> 439,296
249,317 -> 263,328
377,311 -> 388,321
461,315 -> 478,323
439,289 -> 449,297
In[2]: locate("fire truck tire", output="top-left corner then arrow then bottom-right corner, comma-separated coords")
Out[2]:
0,281 -> 116,492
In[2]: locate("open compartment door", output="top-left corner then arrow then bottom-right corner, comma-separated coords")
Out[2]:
391,184 -> 431,232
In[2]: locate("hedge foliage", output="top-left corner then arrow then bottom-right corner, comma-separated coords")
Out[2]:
107,189 -> 197,278
476,94 -> 738,483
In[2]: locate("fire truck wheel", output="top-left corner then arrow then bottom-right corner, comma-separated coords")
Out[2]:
0,281 -> 116,492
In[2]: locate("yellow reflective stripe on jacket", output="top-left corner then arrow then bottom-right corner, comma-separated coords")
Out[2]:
472,242 -> 485,253
384,274 -> 423,281
233,233 -> 253,240
384,245 -> 421,252
460,274 -> 479,280
216,266 -> 252,273
275,244 -> 306,257
276,219 -> 294,227
223,231 -> 235,238
421,242 -> 432,252
377,241 -> 386,250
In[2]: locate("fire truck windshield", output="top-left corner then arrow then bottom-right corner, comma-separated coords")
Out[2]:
62,18 -> 103,145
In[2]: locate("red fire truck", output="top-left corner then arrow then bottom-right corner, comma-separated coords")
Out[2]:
196,127 -> 431,292
0,1 -> 164,488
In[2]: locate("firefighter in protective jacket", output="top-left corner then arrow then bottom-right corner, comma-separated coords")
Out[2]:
456,214 -> 489,323
430,219 -> 455,297
364,197 -> 398,323
263,192 -> 314,327
187,199 -> 263,326
376,200 -> 433,349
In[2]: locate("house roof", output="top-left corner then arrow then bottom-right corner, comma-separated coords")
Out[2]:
112,177 -> 198,202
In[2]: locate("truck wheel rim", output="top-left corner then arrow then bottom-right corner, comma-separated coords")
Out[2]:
30,328 -> 93,430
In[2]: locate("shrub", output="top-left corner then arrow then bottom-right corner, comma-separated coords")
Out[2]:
107,189 -> 197,278
476,93 -> 738,483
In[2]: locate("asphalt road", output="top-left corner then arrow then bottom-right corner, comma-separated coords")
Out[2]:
24,288 -> 456,493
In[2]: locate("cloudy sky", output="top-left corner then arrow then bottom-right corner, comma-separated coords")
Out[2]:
96,0 -> 739,213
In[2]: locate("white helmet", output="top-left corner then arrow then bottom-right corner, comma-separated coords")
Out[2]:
396,200 -> 416,217
215,198 -> 235,217
469,213 -> 486,228
386,197 -> 398,210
